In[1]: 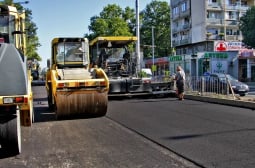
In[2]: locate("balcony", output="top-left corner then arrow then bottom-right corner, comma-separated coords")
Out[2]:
206,34 -> 217,40
172,13 -> 180,21
171,0 -> 180,7
205,34 -> 242,41
225,4 -> 249,11
182,23 -> 190,30
225,15 -> 238,20
180,38 -> 191,45
207,2 -> 222,10
172,27 -> 178,33
226,20 -> 239,27
179,9 -> 190,18
225,35 -> 242,41
172,40 -> 180,47
206,18 -> 223,26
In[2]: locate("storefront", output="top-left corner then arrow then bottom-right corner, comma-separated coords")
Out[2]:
144,41 -> 254,82
168,51 -> 238,78
238,49 -> 255,82
198,52 -> 230,76
169,55 -> 191,76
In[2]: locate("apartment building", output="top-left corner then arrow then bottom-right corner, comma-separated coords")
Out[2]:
170,0 -> 255,82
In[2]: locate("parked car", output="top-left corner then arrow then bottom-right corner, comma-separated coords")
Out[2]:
198,73 -> 249,96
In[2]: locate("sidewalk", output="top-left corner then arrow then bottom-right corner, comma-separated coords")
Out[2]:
247,83 -> 255,94
184,92 -> 255,110
246,82 -> 255,91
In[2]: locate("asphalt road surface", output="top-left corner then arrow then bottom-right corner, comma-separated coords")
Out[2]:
0,86 -> 198,168
1,85 -> 255,168
107,97 -> 255,168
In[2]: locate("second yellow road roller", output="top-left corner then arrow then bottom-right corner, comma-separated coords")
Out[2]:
45,37 -> 109,119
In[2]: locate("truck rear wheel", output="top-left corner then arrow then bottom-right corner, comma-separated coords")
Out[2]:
0,106 -> 21,155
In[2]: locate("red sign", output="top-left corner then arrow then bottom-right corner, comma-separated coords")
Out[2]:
239,49 -> 255,57
215,41 -> 227,51
0,38 -> 5,43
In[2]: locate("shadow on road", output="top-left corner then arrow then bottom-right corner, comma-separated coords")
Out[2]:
162,128 -> 255,141
33,101 -> 105,123
34,106 -> 56,123
0,148 -> 19,159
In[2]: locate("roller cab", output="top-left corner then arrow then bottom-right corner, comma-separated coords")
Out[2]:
46,38 -> 109,119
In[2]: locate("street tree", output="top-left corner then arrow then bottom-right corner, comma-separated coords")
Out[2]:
239,6 -> 255,48
140,0 -> 171,58
22,8 -> 41,61
86,4 -> 134,40
0,0 -> 41,61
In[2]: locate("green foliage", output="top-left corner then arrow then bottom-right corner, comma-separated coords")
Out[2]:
239,6 -> 255,48
1,0 -> 41,61
140,1 -> 171,58
138,70 -> 148,78
87,4 -> 133,40
86,1 -> 171,59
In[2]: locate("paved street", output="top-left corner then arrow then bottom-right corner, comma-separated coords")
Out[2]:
0,86 -> 198,168
1,85 -> 255,168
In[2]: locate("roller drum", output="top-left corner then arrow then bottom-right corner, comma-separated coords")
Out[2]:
55,91 -> 108,119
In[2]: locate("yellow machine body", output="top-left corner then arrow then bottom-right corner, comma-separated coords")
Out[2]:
46,37 -> 109,119
90,36 -> 153,96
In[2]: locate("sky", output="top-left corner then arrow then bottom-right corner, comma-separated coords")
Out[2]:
24,0 -> 169,68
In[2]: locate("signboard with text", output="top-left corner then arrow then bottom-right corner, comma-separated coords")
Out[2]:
214,41 -> 243,51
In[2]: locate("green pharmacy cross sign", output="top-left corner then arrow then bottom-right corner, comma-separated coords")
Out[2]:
216,62 -> 222,70
213,61 -> 226,74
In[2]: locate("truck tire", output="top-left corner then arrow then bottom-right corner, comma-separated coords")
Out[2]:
0,106 -> 21,155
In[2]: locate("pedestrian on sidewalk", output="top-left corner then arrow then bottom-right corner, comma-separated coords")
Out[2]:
175,65 -> 185,100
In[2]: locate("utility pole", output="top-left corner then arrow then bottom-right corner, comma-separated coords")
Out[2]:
135,0 -> 141,73
152,26 -> 155,76
169,0 -> 175,55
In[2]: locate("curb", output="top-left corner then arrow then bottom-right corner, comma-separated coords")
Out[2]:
184,94 -> 255,110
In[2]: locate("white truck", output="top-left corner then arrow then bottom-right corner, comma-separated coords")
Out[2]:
0,5 -> 34,154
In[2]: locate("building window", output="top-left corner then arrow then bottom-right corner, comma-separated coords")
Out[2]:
208,0 -> 217,4
226,29 -> 233,35
173,7 -> 179,15
181,2 -> 187,12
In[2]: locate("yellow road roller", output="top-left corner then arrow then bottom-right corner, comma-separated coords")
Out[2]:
46,37 -> 109,119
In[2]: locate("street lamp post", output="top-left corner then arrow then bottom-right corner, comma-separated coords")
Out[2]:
152,26 -> 155,76
135,0 -> 141,73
